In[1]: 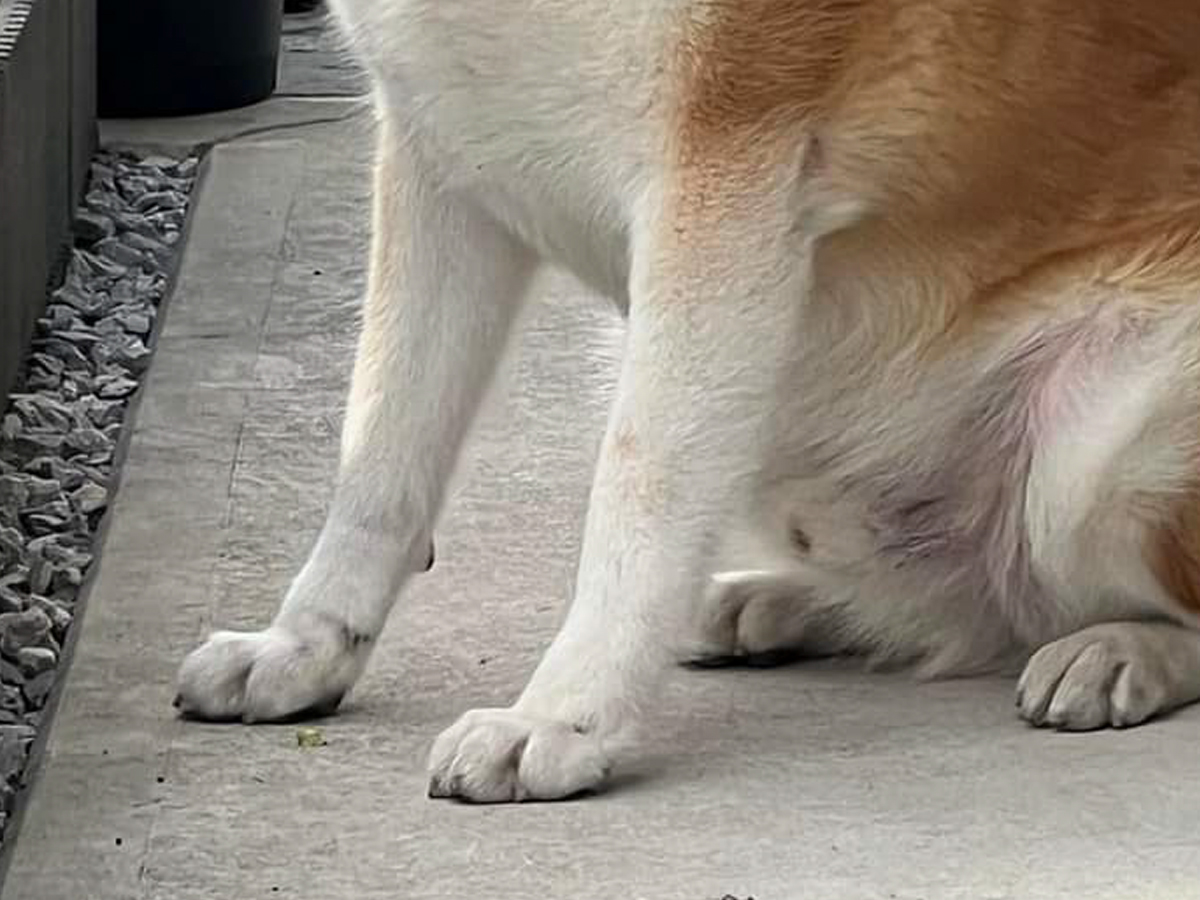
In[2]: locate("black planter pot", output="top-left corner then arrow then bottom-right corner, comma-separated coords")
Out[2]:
98,0 -> 282,117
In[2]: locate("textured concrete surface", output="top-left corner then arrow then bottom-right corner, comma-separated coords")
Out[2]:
278,7 -> 367,97
4,98 -> 1200,900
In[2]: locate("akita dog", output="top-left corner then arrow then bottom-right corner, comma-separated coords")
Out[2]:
177,0 -> 1200,802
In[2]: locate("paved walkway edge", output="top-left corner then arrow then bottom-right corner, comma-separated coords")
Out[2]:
0,137 -> 307,900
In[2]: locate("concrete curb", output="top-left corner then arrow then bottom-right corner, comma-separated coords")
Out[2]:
0,148 -> 209,888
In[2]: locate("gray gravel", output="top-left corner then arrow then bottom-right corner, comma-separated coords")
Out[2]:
0,149 -> 198,842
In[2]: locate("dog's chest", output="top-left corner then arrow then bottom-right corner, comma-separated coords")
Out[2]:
328,0 -> 683,300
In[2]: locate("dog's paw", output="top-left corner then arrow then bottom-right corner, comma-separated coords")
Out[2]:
175,625 -> 364,723
427,708 -> 611,803
685,569 -> 827,667
1017,627 -> 1173,730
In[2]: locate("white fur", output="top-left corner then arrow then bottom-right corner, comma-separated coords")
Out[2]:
175,0 -> 1200,801
1018,621 -> 1200,729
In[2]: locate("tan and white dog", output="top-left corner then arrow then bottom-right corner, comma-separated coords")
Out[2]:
175,0 -> 1200,802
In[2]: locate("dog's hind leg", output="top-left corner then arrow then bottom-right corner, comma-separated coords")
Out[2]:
1018,621 -> 1200,730
685,571 -> 848,668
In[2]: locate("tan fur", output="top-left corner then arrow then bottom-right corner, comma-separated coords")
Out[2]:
680,0 -> 1200,296
680,0 -> 1200,619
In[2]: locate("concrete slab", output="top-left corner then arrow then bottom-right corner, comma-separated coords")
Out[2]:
4,103 -> 1200,900
278,8 -> 368,97
98,96 -> 364,157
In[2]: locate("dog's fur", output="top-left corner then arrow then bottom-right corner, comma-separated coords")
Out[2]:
176,0 -> 1200,801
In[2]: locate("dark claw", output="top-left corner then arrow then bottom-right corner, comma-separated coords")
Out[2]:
684,648 -> 806,670
172,694 -> 183,709
743,648 -> 806,669
314,691 -> 345,716
299,691 -> 345,720
244,692 -> 346,725
424,541 -> 436,572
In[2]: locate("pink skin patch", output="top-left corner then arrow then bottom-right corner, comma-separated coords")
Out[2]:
1024,307 -> 1137,439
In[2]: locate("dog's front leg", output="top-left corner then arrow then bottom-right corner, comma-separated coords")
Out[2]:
428,168 -> 822,801
174,114 -> 537,722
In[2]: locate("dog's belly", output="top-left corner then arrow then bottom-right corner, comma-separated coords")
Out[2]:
734,300 -> 1195,672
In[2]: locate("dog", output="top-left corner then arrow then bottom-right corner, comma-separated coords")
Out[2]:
175,0 -> 1200,802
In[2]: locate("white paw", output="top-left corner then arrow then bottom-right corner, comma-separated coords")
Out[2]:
1017,629 -> 1171,731
686,569 -> 828,665
175,624 -> 367,723
427,708 -> 611,803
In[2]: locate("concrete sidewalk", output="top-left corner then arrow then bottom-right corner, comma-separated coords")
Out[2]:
3,96 -> 1200,900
